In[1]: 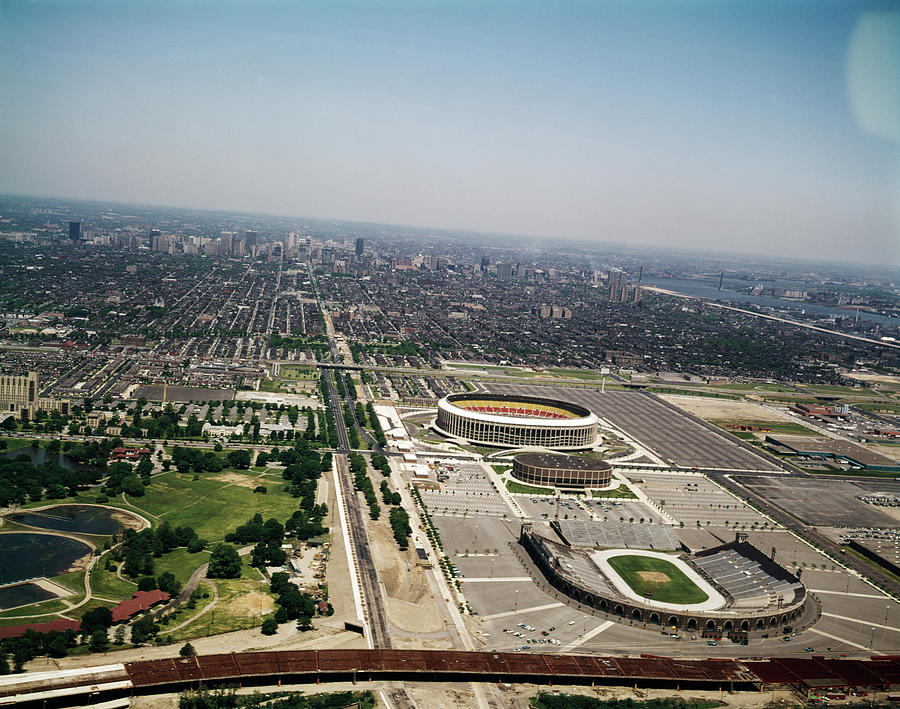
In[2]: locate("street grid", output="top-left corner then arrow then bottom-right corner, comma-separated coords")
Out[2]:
484,384 -> 779,471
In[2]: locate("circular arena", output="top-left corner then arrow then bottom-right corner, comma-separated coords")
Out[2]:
435,394 -> 599,450
512,452 -> 612,488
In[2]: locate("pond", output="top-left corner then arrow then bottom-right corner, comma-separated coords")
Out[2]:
0,446 -> 100,472
6,504 -> 144,535
0,532 -> 92,585
0,582 -> 57,610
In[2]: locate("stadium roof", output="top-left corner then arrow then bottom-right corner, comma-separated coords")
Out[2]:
515,452 -> 611,472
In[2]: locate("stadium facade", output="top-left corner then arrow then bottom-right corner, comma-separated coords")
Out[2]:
520,524 -> 811,639
512,452 -> 612,488
435,393 -> 599,450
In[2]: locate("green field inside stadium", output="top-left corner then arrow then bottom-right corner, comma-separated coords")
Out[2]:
606,554 -> 709,604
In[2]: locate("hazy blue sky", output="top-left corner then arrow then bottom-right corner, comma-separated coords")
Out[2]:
2,0 -> 898,265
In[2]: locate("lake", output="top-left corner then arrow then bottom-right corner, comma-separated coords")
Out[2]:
7,504 -> 144,535
0,446 -> 100,472
0,532 -> 92,585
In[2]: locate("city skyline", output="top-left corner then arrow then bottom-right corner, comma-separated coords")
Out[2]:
2,0 -> 899,266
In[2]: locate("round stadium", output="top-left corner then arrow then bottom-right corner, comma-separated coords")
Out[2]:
512,452 -> 612,488
435,393 -> 599,450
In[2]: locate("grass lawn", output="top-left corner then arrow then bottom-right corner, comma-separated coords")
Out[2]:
278,365 -> 317,380
52,569 -> 87,595
258,379 -> 283,393
0,437 -> 37,452
804,384 -> 866,395
154,548 -> 211,586
491,464 -> 511,475
0,598 -> 72,621
157,581 -> 217,642
89,560 -> 138,599
709,382 -> 795,392
172,563 -> 272,638
121,470 -> 300,541
591,487 -> 637,499
606,554 -> 708,604
546,368 -> 606,380
856,402 -> 900,414
66,597 -> 116,621
505,479 -> 554,496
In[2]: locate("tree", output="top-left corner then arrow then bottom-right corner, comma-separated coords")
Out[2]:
113,625 -> 127,645
261,617 -> 278,636
207,543 -> 242,579
157,571 -> 181,595
80,606 -> 113,635
179,642 -> 197,657
227,449 -> 251,469
89,628 -> 109,653
130,615 -> 160,645
44,631 -> 70,658
137,575 -> 158,592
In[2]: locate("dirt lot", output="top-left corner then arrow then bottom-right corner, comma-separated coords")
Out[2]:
213,472 -> 262,488
659,394 -> 792,421
369,518 -> 446,634
228,589 -> 274,617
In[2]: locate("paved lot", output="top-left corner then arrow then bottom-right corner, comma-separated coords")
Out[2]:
485,384 -> 778,471
736,476 -> 900,528
425,506 -> 900,657
637,471 -> 770,529
420,463 -> 514,518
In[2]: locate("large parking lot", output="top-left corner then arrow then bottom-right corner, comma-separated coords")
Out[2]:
484,384 -> 779,472
736,476 -> 900,528
636,471 -> 770,529
416,476 -> 900,658
419,463 -> 515,517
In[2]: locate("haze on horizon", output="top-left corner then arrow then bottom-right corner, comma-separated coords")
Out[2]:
2,0 -> 898,266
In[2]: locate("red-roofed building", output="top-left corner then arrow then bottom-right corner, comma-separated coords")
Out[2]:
0,618 -> 81,640
112,590 -> 170,623
110,447 -> 151,461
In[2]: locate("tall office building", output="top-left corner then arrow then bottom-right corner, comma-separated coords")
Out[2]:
608,269 -> 626,302
0,372 -> 69,418
355,237 -> 364,258
68,221 -> 81,242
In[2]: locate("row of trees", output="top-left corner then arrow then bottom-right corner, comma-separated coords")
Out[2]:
365,402 -> 387,447
378,480 -> 411,550
349,453 -> 379,520
342,403 -> 359,449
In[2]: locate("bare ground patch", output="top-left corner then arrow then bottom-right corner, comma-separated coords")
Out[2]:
637,571 -> 670,583
659,394 -> 792,421
110,509 -> 146,531
227,589 -> 274,617
213,472 -> 261,488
